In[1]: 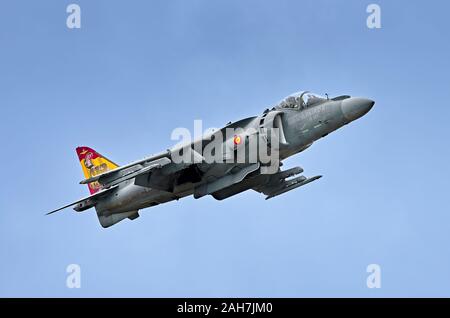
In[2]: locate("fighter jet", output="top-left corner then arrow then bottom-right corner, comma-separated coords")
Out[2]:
48,91 -> 375,228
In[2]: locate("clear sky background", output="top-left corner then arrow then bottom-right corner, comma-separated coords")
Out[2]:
1,0 -> 449,297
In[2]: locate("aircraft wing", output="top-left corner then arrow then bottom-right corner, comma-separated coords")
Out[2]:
78,116 -> 259,189
46,185 -> 118,215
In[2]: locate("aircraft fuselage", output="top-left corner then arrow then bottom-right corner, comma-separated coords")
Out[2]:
96,95 -> 374,219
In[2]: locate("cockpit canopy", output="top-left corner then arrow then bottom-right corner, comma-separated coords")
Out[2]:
275,91 -> 327,110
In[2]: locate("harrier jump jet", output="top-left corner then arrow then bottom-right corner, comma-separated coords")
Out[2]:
48,91 -> 374,228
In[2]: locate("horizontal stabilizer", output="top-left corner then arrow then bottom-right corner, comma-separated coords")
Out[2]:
46,185 -> 118,215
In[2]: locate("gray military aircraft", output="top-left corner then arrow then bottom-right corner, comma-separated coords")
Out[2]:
48,91 -> 374,227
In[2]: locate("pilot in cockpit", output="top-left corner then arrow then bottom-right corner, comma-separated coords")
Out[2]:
277,91 -> 327,110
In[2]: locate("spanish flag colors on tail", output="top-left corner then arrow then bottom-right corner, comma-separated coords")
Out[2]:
76,146 -> 119,195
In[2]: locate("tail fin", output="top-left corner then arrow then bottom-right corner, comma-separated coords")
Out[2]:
76,146 -> 119,194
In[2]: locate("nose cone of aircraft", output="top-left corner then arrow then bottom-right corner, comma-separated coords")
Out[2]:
341,97 -> 375,122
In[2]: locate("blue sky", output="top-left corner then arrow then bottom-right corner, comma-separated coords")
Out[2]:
1,0 -> 450,297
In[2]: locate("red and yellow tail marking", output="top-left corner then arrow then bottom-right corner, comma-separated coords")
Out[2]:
76,146 -> 119,194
